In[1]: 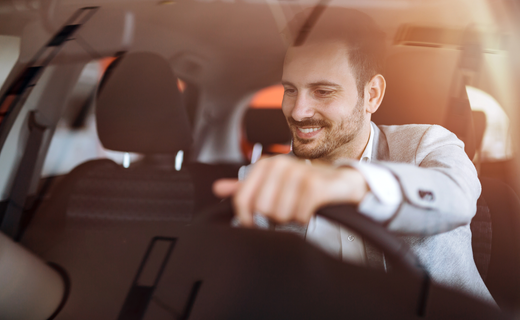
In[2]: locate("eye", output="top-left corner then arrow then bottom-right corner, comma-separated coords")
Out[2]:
284,88 -> 297,95
315,89 -> 332,97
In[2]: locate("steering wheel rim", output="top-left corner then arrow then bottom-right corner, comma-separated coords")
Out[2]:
195,198 -> 426,279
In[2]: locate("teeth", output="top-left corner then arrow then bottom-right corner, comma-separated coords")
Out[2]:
298,127 -> 321,133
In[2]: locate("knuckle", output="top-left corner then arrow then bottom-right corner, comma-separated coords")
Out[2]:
234,193 -> 248,209
255,197 -> 269,215
273,213 -> 290,224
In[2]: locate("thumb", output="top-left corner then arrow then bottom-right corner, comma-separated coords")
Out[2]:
213,178 -> 240,198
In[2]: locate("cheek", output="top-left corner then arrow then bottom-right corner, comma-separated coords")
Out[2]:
319,103 -> 348,123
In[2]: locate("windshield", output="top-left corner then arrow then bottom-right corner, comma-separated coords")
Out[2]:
0,0 -> 520,319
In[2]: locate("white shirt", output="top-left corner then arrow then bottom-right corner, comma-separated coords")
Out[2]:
305,122 -> 402,265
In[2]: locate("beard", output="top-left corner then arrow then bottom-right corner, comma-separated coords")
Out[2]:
288,98 -> 365,160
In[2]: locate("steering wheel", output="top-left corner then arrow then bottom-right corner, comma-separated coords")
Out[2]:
195,198 -> 426,279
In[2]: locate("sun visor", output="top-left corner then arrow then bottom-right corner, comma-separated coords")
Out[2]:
34,5 -> 136,61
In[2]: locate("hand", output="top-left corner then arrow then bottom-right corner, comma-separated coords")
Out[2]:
213,155 -> 369,227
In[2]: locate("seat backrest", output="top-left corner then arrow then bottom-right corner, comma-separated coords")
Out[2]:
471,196 -> 492,281
375,47 -> 458,125
244,108 -> 291,147
480,177 -> 520,312
241,85 -> 291,162
50,52 -> 197,222
40,52 -> 240,224
376,45 -> 520,308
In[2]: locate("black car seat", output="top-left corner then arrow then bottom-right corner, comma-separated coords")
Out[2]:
240,85 -> 291,162
16,52 -> 241,318
37,52 -> 239,224
243,108 -> 291,162
244,109 -> 290,150
479,177 -> 520,312
376,44 -> 520,312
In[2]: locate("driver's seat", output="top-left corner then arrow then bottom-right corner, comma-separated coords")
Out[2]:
377,44 -> 520,313
479,177 -> 520,312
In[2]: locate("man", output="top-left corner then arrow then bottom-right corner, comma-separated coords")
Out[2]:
214,9 -> 494,303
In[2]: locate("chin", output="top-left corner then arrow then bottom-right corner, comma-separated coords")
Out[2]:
293,143 -> 328,160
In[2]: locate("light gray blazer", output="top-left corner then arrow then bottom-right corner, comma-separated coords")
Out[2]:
371,123 -> 494,304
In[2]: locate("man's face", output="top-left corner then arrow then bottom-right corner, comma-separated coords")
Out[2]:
282,41 -> 367,161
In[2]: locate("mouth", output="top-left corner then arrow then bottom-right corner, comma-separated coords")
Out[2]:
295,126 -> 323,139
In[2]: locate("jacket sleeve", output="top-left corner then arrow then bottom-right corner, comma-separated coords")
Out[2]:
364,125 -> 480,235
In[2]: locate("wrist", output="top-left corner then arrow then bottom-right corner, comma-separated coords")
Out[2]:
337,167 -> 369,204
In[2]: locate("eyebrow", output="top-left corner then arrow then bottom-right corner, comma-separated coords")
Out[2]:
281,80 -> 342,89
307,81 -> 342,89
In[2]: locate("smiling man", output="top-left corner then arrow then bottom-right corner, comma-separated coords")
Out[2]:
283,42 -> 373,162
214,9 -> 494,303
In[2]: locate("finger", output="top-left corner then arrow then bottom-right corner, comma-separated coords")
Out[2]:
272,164 -> 305,223
234,159 -> 270,227
254,157 -> 292,217
212,179 -> 240,198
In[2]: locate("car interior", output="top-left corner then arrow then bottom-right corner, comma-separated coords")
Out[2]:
1,0 -> 520,319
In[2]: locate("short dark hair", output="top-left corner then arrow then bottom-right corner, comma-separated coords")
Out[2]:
289,8 -> 386,98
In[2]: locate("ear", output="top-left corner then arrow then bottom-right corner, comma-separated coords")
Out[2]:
364,74 -> 386,114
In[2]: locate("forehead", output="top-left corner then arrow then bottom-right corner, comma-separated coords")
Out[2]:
282,41 -> 356,86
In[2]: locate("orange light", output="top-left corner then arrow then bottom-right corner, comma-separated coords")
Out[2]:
241,84 -> 290,161
177,78 -> 186,93
250,85 -> 284,109
99,57 -> 117,75
267,144 -> 291,154
0,94 -> 15,114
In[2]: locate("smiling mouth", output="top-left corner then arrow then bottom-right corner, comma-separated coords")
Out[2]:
297,127 -> 322,133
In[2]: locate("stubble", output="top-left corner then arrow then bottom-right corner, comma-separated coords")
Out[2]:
289,99 -> 365,160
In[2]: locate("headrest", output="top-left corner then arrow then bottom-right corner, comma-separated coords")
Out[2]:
244,109 -> 291,146
96,52 -> 192,154
373,47 -> 476,159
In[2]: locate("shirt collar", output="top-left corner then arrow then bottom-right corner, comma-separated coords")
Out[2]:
360,122 -> 375,163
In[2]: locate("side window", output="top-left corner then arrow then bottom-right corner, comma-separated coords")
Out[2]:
0,36 -> 21,200
466,86 -> 513,162
0,35 -> 20,91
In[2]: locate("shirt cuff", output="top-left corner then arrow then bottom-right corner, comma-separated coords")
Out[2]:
336,161 -> 402,223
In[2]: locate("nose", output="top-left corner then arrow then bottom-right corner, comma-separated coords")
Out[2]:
290,93 -> 315,121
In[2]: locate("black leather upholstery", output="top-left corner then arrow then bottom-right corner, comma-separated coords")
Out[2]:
96,52 -> 192,154
244,109 -> 291,146
65,160 -> 193,222
471,197 -> 492,281
480,177 -> 520,312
